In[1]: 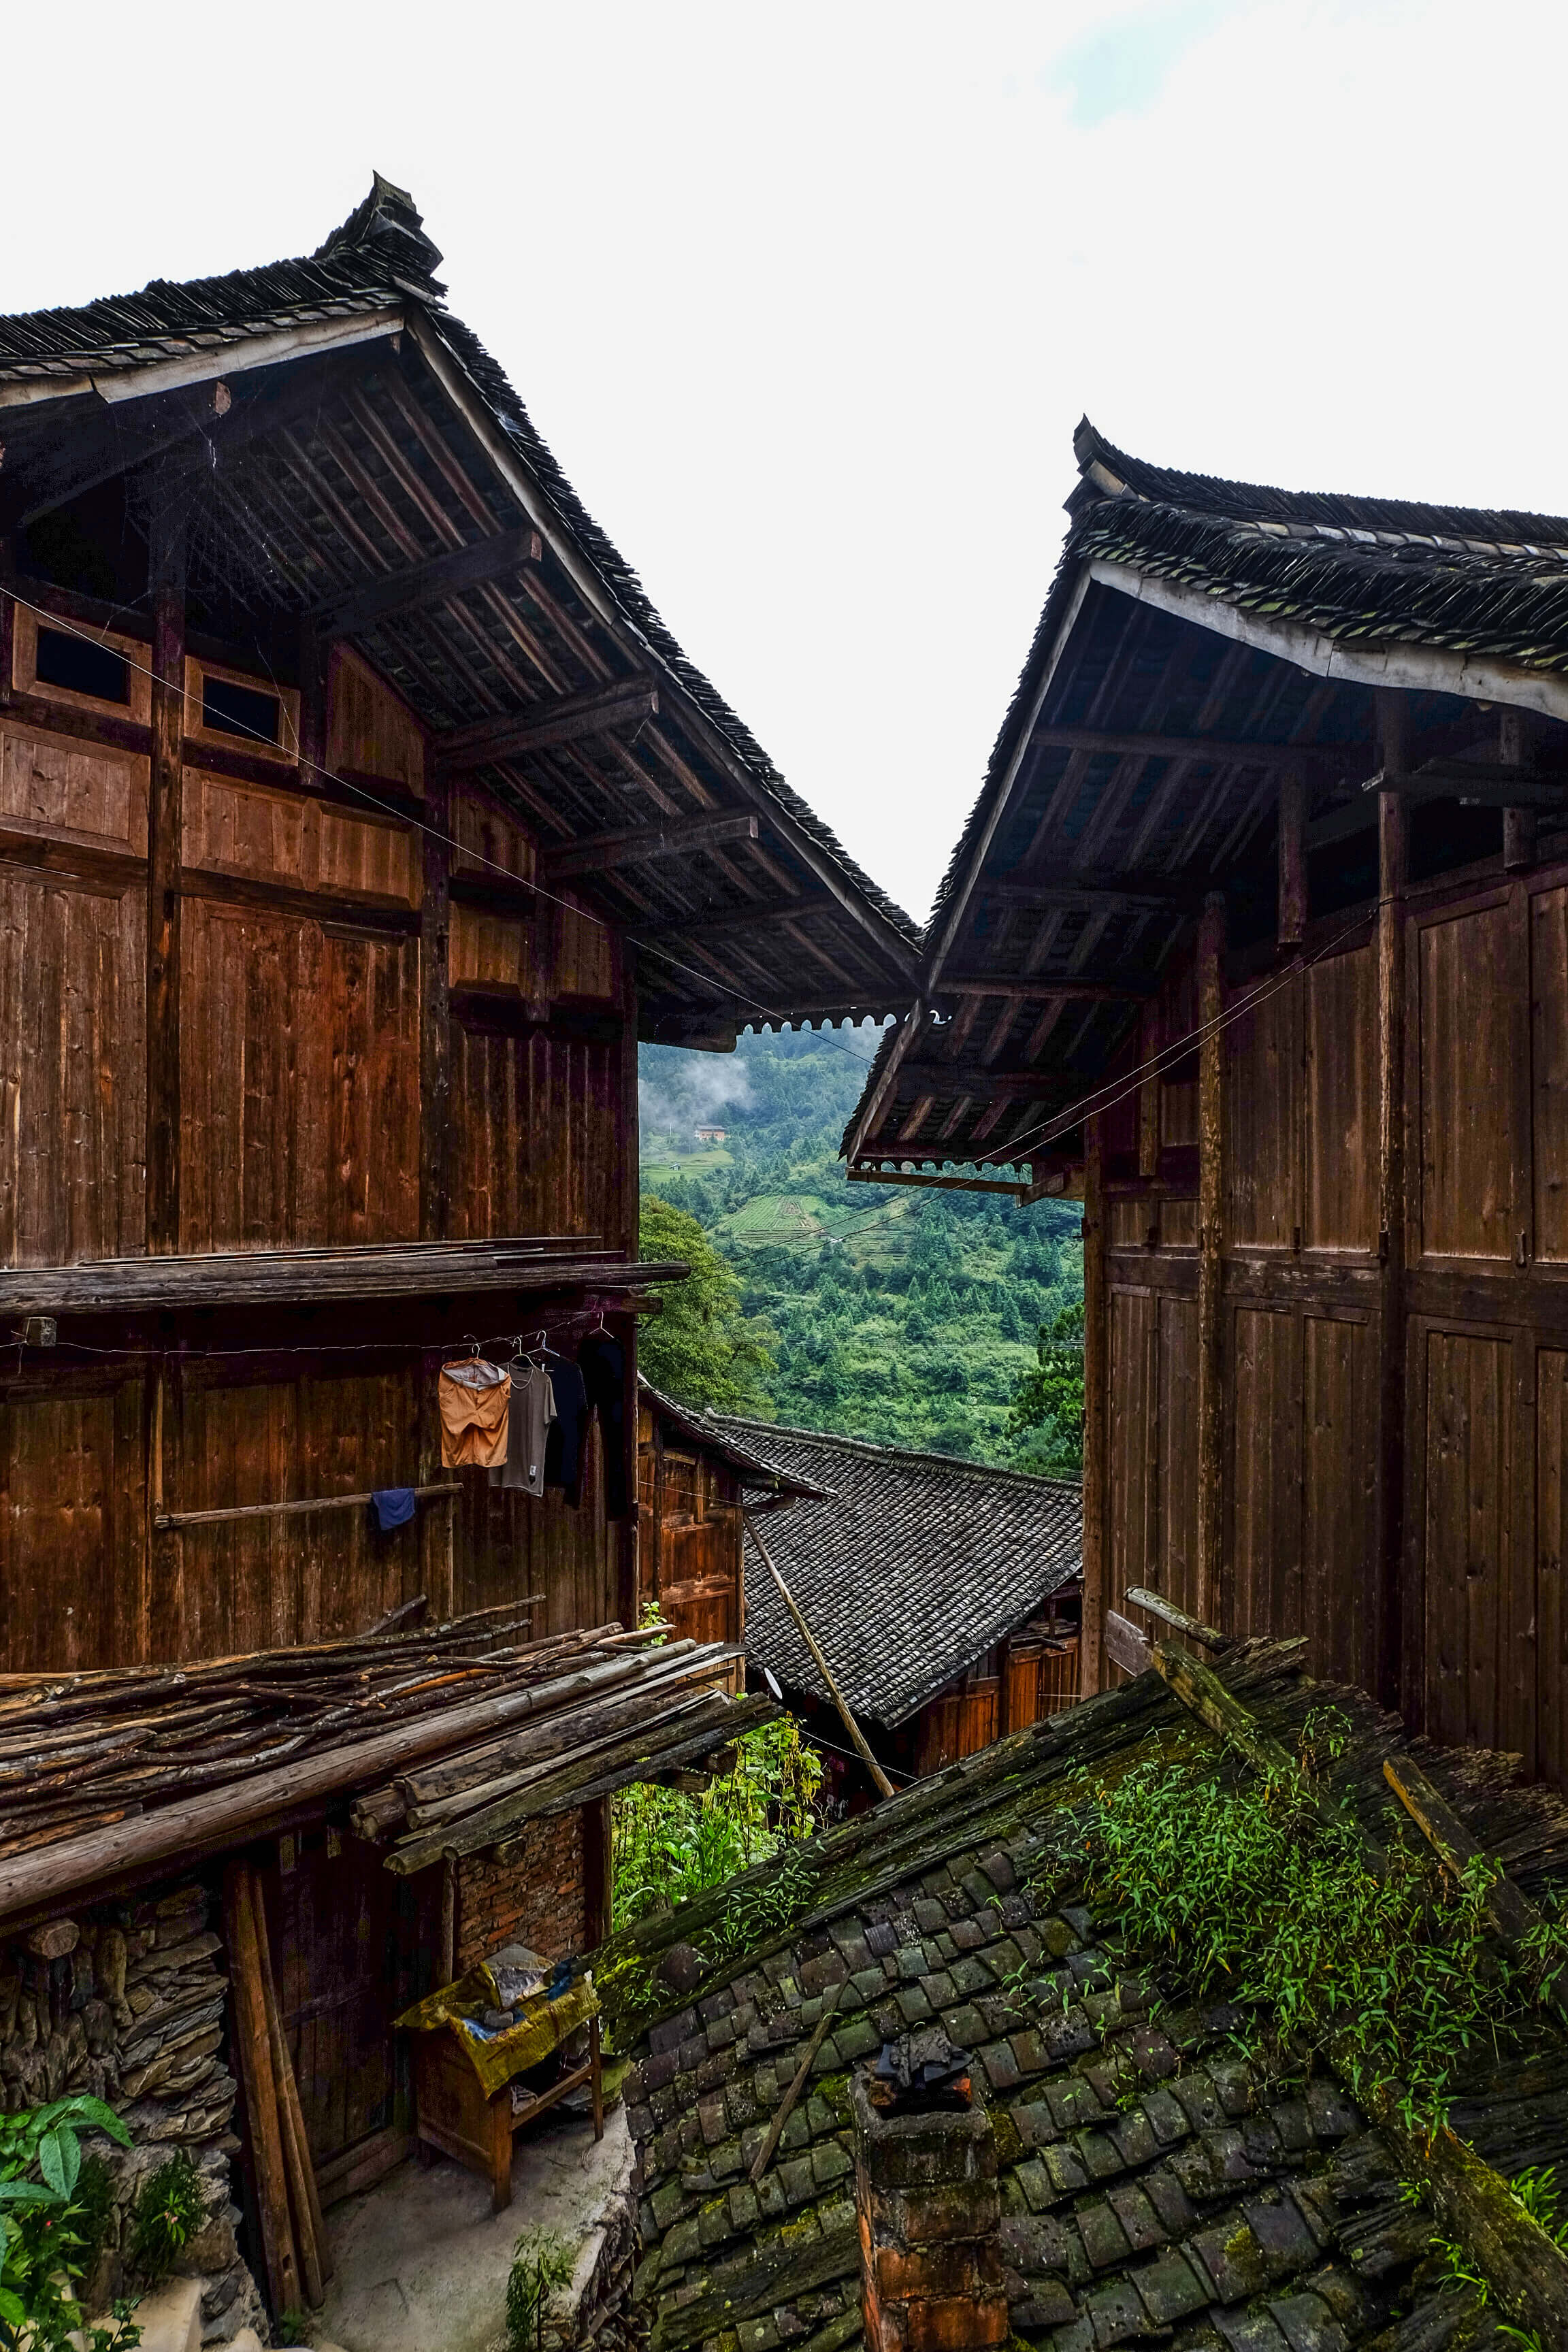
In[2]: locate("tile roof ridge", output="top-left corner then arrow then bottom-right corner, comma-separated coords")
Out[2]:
713,1411 -> 1083,1492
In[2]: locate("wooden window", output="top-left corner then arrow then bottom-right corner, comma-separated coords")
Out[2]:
10,606 -> 151,723
184,657 -> 299,764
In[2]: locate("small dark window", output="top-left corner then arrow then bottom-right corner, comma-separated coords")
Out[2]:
202,674 -> 281,745
34,625 -> 129,706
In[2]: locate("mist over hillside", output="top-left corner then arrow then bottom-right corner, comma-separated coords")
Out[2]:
638,1027 -> 1085,1468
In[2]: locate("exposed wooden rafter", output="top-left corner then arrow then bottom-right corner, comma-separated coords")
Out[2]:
937,975 -> 1151,1003
1030,725 -> 1360,768
893,1058 -> 1079,1099
314,525 -> 543,639
434,680 -> 659,774
544,810 -> 760,880
978,877 -> 1187,915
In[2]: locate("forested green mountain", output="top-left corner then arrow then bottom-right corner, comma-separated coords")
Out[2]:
638,1026 -> 1085,1471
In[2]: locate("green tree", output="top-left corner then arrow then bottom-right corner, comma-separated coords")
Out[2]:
1007,1298 -> 1085,1474
638,1196 -> 775,1411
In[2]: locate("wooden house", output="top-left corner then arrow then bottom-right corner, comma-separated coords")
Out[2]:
636,1379 -> 821,1672
721,1417 -> 1081,1785
845,419 -> 1568,1782
0,178 -> 919,2330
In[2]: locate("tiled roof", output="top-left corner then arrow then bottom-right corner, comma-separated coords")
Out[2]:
0,178 -> 916,971
639,1379 -> 829,1501
594,1643 -> 1568,2352
708,1415 -> 1081,1727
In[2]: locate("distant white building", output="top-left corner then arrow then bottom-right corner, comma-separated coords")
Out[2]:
695,1124 -> 728,1144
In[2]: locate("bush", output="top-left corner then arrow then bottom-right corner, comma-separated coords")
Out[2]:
612,1718 -> 823,1931
506,2228 -> 574,2350
0,2094 -> 138,2351
126,2150 -> 205,2287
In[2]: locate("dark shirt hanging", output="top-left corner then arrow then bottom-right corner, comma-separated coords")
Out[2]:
578,1332 -> 629,1520
544,1358 -> 590,1503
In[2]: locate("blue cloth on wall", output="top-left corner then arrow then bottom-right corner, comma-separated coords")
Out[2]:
372,1486 -> 417,1531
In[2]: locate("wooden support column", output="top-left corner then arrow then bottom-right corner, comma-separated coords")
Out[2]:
146,489 -> 186,1255
296,619 -> 328,786
1196,892 -> 1226,1631
617,936 -> 641,1631
1137,1003 -> 1160,1185
420,768 -> 452,1241
0,541 -> 15,709
1376,689 -> 1410,1716
1278,768 -> 1307,947
1079,1115 -> 1108,1697
1500,709 -> 1537,873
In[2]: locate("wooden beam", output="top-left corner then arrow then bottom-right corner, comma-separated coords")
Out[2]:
937,976 -> 1152,1004
1278,768 -> 1307,947
1377,691 -> 1409,1717
979,878 -> 1185,915
1123,1584 -> 1226,1653
421,762 -> 453,1241
847,1167 -> 1028,1197
1080,1118 -> 1107,1697
1196,892 -> 1226,1631
632,889 -> 838,941
894,1058 -> 1077,1100
544,811 -> 759,881
314,525 -> 542,639
434,680 -> 659,773
1500,710 -> 1537,872
146,489 -> 184,1255
1030,725 -> 1356,769
744,1512 -> 894,1799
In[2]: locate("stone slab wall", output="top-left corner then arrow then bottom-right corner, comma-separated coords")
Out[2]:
0,1878 -> 265,2345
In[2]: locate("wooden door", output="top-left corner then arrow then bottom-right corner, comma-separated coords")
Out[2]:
1421,1328 -> 1528,1757
258,1828 -> 410,2169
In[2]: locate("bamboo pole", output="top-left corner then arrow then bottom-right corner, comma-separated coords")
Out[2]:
742,1514 -> 894,1800
1079,1116 -> 1108,1698
749,1978 -> 846,2183
250,1863 -> 329,2302
1195,893 -> 1226,1633
223,1861 -> 302,2319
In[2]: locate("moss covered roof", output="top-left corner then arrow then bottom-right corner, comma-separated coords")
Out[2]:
594,1645 -> 1568,2352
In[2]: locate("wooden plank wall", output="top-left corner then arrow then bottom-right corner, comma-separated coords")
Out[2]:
0,623 -> 632,1671
1096,854 -> 1568,1782
636,1403 -> 745,1677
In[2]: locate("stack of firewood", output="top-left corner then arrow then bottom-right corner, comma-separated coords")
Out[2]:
0,1605 -> 670,1859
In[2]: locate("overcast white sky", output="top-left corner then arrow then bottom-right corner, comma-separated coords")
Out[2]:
7,1 -> 1567,923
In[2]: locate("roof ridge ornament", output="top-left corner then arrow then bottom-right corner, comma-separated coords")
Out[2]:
312,172 -> 446,294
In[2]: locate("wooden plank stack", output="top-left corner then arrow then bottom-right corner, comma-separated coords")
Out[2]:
0,1609 -> 761,1871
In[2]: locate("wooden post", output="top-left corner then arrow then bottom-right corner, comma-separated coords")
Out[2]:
0,546 -> 14,709
1137,1003 -> 1160,1183
441,1852 -> 458,1987
420,769 -> 452,1243
582,1795 -> 612,1948
146,486 -> 186,1256
297,620 -> 328,787
743,1512 -> 895,1798
223,1859 -> 302,2319
1278,768 -> 1307,947
251,1863 -> 329,2304
1196,893 -> 1226,1632
1079,1115 -> 1108,1697
617,941 -> 642,1633
1376,689 -> 1410,1717
1500,709 -> 1536,873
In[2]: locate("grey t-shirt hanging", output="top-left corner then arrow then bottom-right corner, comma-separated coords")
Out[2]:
489,1364 -> 556,1497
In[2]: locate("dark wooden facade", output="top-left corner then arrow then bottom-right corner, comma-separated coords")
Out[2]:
0,178 -> 916,2291
912,1611 -> 1081,1775
847,421 -> 1568,1784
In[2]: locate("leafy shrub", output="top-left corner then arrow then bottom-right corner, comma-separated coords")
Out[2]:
611,1717 -> 822,1931
0,2094 -> 139,2350
126,2149 -> 205,2287
505,2228 -> 574,2350
1086,1731 -> 1568,2128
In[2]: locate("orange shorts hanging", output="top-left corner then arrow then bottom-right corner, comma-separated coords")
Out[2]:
438,1358 -> 512,1469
